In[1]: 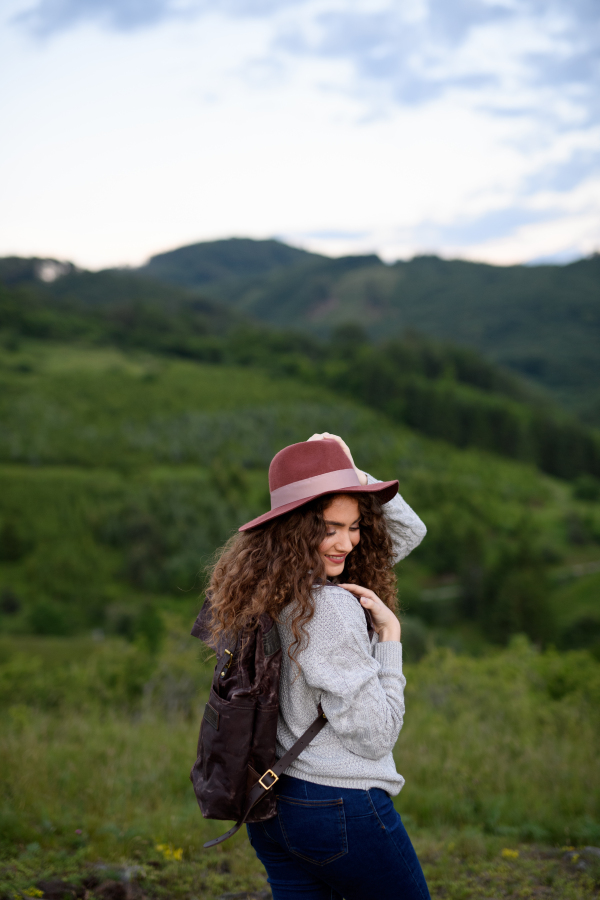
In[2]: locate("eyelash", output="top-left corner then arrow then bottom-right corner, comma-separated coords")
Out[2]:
326,526 -> 360,536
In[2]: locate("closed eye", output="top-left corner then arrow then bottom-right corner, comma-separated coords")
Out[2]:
326,525 -> 361,536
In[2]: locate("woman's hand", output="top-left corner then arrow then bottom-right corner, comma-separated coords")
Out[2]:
307,433 -> 368,485
339,583 -> 401,643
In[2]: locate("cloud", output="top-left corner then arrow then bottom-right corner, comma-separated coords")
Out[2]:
12,0 -> 306,37
524,149 -> 600,194
13,0 -> 600,132
270,0 -> 600,199
305,229 -> 369,240
421,206 -> 561,245
13,0 -> 184,34
526,246 -> 587,265
6,0 -> 599,266
279,0 -> 599,110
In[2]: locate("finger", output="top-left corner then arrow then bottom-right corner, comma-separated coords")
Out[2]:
307,434 -> 355,466
339,583 -> 376,599
324,434 -> 353,458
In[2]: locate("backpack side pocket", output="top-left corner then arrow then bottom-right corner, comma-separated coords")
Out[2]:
191,688 -> 256,821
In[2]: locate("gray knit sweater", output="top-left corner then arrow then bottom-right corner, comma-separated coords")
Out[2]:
275,474 -> 427,795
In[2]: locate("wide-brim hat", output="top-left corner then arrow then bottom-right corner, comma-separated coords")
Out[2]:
239,440 -> 398,531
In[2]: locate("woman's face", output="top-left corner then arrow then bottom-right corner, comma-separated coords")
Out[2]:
318,495 -> 361,577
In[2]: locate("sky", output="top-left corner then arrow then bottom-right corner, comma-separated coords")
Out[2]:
1,0 -> 599,269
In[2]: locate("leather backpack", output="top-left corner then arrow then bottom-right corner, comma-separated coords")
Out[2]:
189,595 -> 327,849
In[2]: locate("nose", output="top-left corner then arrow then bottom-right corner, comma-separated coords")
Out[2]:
334,531 -> 353,554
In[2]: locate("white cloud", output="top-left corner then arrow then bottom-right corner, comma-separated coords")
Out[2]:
0,0 -> 598,267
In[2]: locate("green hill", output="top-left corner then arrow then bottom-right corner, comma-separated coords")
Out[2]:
7,240 -> 598,426
137,237 -> 322,288
1,252 -> 599,895
2,277 -> 600,483
129,239 -> 600,426
1,336 -> 599,655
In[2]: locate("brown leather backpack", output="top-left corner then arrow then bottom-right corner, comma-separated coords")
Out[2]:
189,596 -> 327,848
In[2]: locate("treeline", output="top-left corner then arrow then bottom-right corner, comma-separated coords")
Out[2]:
2,324 -> 600,651
2,280 -> 600,482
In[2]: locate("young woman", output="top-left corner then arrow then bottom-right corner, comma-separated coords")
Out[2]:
206,433 -> 430,900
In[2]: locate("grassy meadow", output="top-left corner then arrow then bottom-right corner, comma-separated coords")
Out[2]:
1,338 -> 600,898
1,623 -> 599,898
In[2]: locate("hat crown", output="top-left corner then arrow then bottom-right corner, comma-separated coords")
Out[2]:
269,441 -> 353,492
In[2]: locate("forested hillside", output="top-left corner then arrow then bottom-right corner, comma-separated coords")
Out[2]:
2,275 -> 599,483
1,255 -> 600,898
1,284 -> 600,655
129,238 -> 600,426
1,337 -> 599,652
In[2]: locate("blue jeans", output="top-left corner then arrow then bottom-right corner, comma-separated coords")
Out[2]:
247,774 -> 431,900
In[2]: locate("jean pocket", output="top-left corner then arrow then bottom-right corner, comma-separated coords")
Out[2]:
278,796 -> 348,866
368,788 -> 400,832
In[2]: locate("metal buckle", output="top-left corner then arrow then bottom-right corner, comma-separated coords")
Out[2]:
258,769 -> 278,790
220,648 -> 234,677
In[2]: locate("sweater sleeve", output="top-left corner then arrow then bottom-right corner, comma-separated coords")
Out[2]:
299,586 -> 406,760
365,472 -> 427,564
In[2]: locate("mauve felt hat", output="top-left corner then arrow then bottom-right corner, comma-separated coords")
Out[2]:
239,440 -> 399,531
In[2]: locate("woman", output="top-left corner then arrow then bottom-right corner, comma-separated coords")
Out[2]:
206,433 -> 430,900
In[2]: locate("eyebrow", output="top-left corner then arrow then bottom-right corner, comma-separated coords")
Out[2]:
324,518 -> 361,527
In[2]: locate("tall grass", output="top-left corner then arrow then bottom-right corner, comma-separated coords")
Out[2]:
1,627 -> 598,861
396,637 -> 600,842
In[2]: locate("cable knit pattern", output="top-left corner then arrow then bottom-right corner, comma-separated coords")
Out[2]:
366,471 -> 428,565
275,475 -> 427,795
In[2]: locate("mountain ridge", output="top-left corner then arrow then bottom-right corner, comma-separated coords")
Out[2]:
133,240 -> 600,426
2,239 -> 599,426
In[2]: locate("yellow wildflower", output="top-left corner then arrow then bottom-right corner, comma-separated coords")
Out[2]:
155,842 -> 183,861
501,848 -> 519,860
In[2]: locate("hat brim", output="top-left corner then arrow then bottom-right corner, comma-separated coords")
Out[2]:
238,479 -> 399,532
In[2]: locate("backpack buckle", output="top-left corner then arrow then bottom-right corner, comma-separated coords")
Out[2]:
258,769 -> 278,790
220,649 -> 234,677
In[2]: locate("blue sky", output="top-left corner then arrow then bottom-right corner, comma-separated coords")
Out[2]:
1,0 -> 598,267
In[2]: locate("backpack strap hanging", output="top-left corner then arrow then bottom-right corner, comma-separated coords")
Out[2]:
203,704 -> 328,849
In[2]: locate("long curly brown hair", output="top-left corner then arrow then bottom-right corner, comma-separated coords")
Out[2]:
206,491 -> 399,662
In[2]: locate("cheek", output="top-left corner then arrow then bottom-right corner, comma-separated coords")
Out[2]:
318,536 -> 333,556
351,530 -> 361,548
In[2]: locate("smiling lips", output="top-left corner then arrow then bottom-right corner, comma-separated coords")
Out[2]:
326,554 -> 347,564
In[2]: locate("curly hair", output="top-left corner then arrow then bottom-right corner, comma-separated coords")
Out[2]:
206,491 -> 398,663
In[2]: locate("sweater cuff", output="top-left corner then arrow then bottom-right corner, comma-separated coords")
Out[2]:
374,640 -> 403,673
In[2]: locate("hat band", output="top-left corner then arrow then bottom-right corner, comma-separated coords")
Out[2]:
270,468 -> 360,510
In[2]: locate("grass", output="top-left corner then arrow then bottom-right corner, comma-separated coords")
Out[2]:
1,627 -> 599,898
397,640 -> 600,840
1,832 -> 599,899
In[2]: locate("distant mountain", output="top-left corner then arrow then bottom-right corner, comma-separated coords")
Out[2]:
135,242 -> 600,426
0,256 -> 78,286
3,239 -> 599,427
0,259 -> 244,338
136,237 -> 323,288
